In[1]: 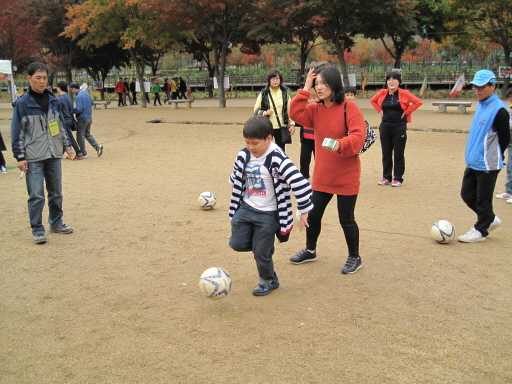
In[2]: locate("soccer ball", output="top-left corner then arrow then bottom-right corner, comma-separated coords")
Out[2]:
431,220 -> 456,243
199,267 -> 232,300
198,192 -> 216,210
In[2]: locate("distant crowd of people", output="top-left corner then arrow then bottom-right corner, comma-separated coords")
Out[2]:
112,76 -> 190,107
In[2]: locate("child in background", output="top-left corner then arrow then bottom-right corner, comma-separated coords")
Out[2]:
344,86 -> 357,101
299,89 -> 319,179
228,116 -> 313,296
151,78 -> 162,106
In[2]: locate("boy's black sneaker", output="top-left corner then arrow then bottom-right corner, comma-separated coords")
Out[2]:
289,248 -> 317,264
252,277 -> 280,296
342,256 -> 362,274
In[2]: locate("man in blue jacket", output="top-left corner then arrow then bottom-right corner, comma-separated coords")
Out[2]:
459,70 -> 510,242
70,82 -> 103,158
11,62 -> 75,244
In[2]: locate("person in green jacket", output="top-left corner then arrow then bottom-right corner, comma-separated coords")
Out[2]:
151,78 -> 162,106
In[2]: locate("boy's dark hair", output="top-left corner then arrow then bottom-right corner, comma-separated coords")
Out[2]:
57,81 -> 68,92
27,62 -> 48,76
266,70 -> 283,87
505,87 -> 512,99
385,71 -> 402,85
243,117 -> 274,140
314,66 -> 344,104
132,78 -> 136,81
69,82 -> 80,90
344,86 -> 357,95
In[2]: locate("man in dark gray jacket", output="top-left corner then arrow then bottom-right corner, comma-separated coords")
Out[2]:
11,62 -> 74,244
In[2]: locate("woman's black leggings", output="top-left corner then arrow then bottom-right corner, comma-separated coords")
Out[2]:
306,191 -> 359,257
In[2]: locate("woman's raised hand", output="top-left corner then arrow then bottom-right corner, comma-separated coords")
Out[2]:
303,68 -> 316,92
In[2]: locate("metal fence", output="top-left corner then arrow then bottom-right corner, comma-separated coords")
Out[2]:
0,69 -> 504,91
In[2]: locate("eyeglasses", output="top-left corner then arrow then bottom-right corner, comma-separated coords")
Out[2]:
472,84 -> 490,90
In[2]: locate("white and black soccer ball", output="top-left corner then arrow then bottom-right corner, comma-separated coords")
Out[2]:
199,267 -> 232,300
198,191 -> 217,210
431,220 -> 456,243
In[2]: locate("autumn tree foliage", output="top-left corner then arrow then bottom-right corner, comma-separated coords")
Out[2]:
313,0 -> 386,84
73,42 -> 132,100
0,0 -> 41,72
63,0 -> 190,107
250,0 -> 323,81
447,0 -> 512,95
174,0 -> 261,108
362,0 -> 448,69
35,0 -> 85,85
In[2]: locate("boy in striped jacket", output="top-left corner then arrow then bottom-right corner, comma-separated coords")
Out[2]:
229,116 -> 313,296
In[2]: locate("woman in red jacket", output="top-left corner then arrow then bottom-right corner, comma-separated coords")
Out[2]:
289,66 -> 366,275
114,79 -> 128,107
370,72 -> 422,187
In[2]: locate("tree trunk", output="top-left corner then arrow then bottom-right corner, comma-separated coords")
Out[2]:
208,67 -> 215,98
334,38 -> 348,86
299,42 -> 308,87
214,45 -> 227,109
128,48 -> 147,108
65,68 -> 73,86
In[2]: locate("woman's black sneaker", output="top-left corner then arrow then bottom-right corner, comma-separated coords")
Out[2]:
289,248 -> 317,264
342,256 -> 362,274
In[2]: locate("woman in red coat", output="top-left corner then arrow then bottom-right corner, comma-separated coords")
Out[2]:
370,72 -> 422,187
289,67 -> 366,275
114,79 -> 128,107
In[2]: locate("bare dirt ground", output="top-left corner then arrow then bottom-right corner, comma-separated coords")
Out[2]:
1,97 -> 511,384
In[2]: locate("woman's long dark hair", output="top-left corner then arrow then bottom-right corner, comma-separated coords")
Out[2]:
314,67 -> 344,104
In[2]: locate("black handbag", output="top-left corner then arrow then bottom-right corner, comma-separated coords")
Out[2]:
344,101 -> 376,154
269,91 -> 292,144
71,119 -> 78,132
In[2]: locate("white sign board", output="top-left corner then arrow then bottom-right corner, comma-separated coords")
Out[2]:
213,77 -> 230,89
340,73 -> 357,87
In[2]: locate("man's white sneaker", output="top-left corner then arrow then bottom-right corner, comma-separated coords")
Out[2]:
495,192 -> 512,199
458,228 -> 486,243
488,216 -> 502,232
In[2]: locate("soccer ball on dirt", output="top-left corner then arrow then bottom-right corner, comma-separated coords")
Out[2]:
431,220 -> 456,243
199,267 -> 232,300
198,192 -> 217,210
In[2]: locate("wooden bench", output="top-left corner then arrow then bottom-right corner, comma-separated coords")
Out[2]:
93,101 -> 111,109
432,101 -> 472,114
170,99 -> 194,109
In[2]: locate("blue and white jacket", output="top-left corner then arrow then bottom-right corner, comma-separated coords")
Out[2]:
465,93 -> 508,171
229,146 -> 313,242
11,89 -> 70,162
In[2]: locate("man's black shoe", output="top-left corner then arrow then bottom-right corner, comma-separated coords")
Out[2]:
289,248 -> 316,264
342,256 -> 362,274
